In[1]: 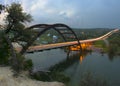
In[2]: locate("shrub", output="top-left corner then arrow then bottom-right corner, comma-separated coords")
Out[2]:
50,71 -> 70,83
23,59 -> 33,70
12,53 -> 33,73
0,34 -> 10,65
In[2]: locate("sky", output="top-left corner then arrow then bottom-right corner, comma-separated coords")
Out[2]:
0,0 -> 120,28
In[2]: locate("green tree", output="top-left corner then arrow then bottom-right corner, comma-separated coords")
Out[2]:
0,3 -> 33,73
5,3 -> 32,33
5,3 -> 35,55
6,3 -> 33,73
0,32 -> 10,65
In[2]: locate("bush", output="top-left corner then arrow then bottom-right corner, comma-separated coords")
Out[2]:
31,71 -> 51,81
23,59 -> 33,70
0,35 -> 10,65
31,70 -> 70,83
50,71 -> 70,83
12,53 -> 33,73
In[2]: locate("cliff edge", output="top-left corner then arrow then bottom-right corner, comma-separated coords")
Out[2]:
0,67 -> 65,86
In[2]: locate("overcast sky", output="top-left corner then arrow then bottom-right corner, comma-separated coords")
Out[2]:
0,0 -> 120,28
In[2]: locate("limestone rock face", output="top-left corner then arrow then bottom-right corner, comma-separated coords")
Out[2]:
0,67 -> 65,86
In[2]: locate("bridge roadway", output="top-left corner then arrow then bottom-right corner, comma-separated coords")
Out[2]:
15,29 -> 119,53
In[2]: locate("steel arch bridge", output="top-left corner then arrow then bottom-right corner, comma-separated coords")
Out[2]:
20,23 -> 82,54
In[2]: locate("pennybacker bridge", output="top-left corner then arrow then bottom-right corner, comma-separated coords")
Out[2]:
13,23 -> 119,54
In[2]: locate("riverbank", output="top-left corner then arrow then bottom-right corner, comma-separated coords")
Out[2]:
89,45 -> 104,53
0,66 -> 65,86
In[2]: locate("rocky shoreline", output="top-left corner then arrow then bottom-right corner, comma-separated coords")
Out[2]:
0,67 -> 65,86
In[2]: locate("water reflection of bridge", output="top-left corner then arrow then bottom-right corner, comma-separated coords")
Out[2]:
14,23 -> 119,53
49,51 -> 88,72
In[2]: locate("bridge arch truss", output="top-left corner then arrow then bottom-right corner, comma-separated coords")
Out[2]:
20,23 -> 82,54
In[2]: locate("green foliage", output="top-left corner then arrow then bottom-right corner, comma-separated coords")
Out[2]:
31,72 -> 51,81
4,2 -> 35,55
80,72 -> 109,86
73,29 -> 111,40
50,71 -> 70,83
6,3 -> 32,23
108,32 -> 120,55
0,33 -> 10,65
12,53 -> 33,72
31,70 -> 70,83
12,53 -> 25,72
5,2 -> 33,42
34,29 -> 63,45
93,31 -> 120,56
93,40 -> 108,52
94,40 -> 106,48
23,59 -> 33,70
0,3 -> 33,73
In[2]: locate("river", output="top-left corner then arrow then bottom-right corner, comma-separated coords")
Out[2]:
26,48 -> 120,86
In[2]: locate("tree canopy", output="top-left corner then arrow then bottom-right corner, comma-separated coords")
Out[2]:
5,3 -> 33,33
0,3 -> 33,73
3,3 -> 35,50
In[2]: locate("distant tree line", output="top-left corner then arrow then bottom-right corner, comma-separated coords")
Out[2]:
107,31 -> 120,60
73,29 -> 111,40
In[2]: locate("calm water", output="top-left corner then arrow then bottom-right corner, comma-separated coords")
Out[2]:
26,49 -> 120,86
